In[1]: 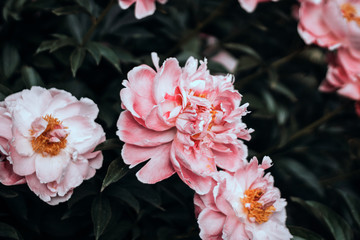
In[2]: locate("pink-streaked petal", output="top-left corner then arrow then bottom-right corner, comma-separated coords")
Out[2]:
136,143 -> 175,184
222,216 -> 247,240
213,141 -> 248,172
145,105 -> 174,131
120,65 -> 157,119
0,161 -> 26,186
153,58 -> 181,103
117,110 -> 176,147
134,0 -> 156,19
118,0 -> 136,9
26,173 -> 56,202
198,209 -> 225,239
122,142 -> 171,168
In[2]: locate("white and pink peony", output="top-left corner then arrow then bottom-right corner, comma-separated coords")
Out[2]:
2,86 -> 105,205
194,157 -> 292,240
117,53 -> 252,194
0,103 -> 25,186
118,0 -> 167,19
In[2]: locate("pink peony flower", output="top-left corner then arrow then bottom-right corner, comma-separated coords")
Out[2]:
297,0 -> 360,58
118,0 -> 168,19
194,157 -> 292,240
238,0 -> 278,13
0,103 -> 26,186
117,53 -> 252,194
319,47 -> 360,116
4,86 -> 105,205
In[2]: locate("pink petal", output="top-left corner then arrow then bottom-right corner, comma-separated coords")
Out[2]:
0,161 -> 26,185
153,58 -> 181,103
119,0 -> 137,9
136,143 -> 175,183
117,110 -> 176,147
198,209 -> 226,239
213,141 -> 248,172
11,147 -> 36,176
54,98 -> 99,120
26,173 -> 57,202
35,151 -> 70,183
120,65 -> 157,119
222,216 -> 247,240
134,0 -> 156,19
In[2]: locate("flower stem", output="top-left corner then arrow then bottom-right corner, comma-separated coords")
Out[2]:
81,0 -> 115,46
259,104 -> 346,158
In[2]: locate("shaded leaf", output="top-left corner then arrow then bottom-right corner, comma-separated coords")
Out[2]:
85,42 -> 102,65
95,138 -> 122,151
70,47 -> 86,77
224,43 -> 262,61
95,43 -> 121,72
106,186 -> 140,214
289,226 -> 325,240
1,44 -> 20,78
91,195 -> 112,240
21,66 -> 44,87
101,157 -> 129,191
291,197 -> 353,240
0,222 -> 23,240
337,189 -> 360,228
280,159 -> 324,196
130,186 -> 164,211
52,6 -> 82,16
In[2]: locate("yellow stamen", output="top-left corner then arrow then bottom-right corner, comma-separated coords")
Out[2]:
241,188 -> 276,224
341,3 -> 360,27
30,115 -> 68,156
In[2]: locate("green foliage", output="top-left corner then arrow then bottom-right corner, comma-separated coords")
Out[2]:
0,0 -> 359,239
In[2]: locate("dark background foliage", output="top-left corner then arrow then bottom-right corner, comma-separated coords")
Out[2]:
0,0 -> 359,239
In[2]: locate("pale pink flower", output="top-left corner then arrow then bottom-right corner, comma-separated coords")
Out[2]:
118,0 -> 167,19
117,53 -> 252,194
238,0 -> 278,13
194,157 -> 292,240
0,103 -> 25,186
4,87 -> 105,205
297,0 -> 360,58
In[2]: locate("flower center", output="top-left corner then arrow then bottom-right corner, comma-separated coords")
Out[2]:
341,3 -> 360,26
30,115 -> 68,156
241,188 -> 276,224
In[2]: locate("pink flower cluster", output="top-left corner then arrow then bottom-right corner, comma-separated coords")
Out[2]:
118,0 -> 278,19
0,86 -> 105,205
297,0 -> 360,115
117,53 -> 292,239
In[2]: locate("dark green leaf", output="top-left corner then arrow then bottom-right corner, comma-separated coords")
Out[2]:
289,226 -> 325,240
130,186 -> 164,211
85,42 -> 102,65
52,6 -> 82,16
21,66 -> 44,87
94,43 -> 121,72
106,186 -> 140,214
35,40 -> 55,54
280,159 -> 324,196
70,47 -> 86,77
337,190 -> 360,228
94,138 -> 122,151
0,83 -> 13,96
1,44 -> 20,78
50,38 -> 77,53
0,222 -> 22,240
101,157 -> 129,191
291,197 -> 353,240
75,0 -> 99,17
91,195 -> 112,240
224,43 -> 262,61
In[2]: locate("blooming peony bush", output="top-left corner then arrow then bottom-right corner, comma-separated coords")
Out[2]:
118,0 -> 168,19
117,53 -> 252,194
2,86 -> 105,205
0,0 -> 359,239
194,157 -> 292,240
